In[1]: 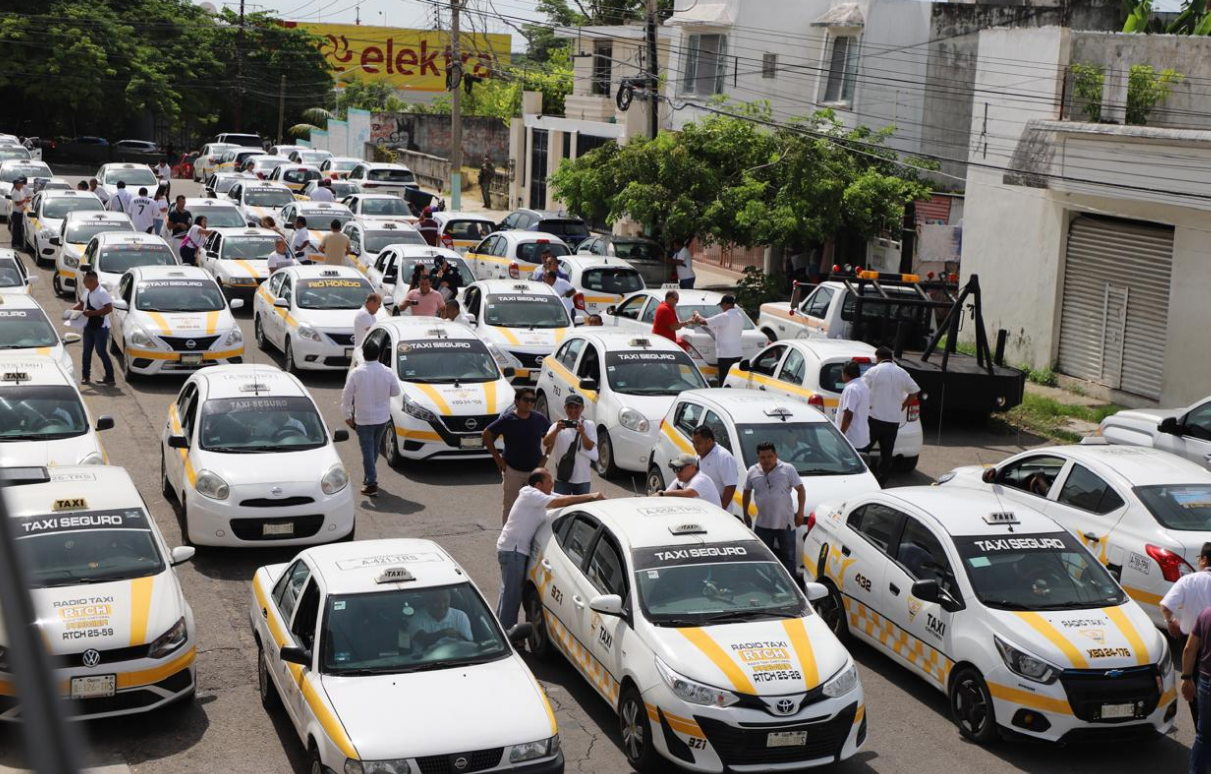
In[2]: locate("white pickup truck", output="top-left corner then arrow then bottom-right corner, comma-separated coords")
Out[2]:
1099,395 -> 1211,470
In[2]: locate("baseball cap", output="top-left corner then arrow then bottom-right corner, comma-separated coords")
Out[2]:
564,394 -> 585,407
668,453 -> 698,471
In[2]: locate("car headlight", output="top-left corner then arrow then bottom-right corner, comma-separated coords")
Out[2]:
321,464 -> 349,495
822,662 -> 859,698
935,471 -> 956,485
195,470 -> 230,500
402,394 -> 438,423
129,326 -> 155,347
1159,637 -> 1173,680
147,617 -> 188,659
619,407 -> 649,433
223,327 -> 244,346
485,341 -> 512,368
297,323 -> 323,342
509,735 -> 560,763
655,657 -> 739,707
79,451 -> 104,466
350,761 -> 410,774
64,255 -> 79,267
994,636 -> 1059,684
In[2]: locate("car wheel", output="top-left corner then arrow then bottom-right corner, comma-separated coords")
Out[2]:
120,345 -> 137,381
160,449 -> 174,501
524,586 -> 554,659
893,455 -> 920,473
534,391 -> 549,419
949,666 -> 998,744
254,315 -> 269,351
284,337 -> 299,374
619,686 -> 660,772
382,422 -> 402,468
258,644 -> 280,710
646,465 -> 664,494
309,746 -> 324,774
179,494 -> 195,548
815,582 -> 849,643
595,427 -> 620,478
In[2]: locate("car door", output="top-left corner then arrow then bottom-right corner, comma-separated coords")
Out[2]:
1157,401 -> 1211,470
274,274 -> 294,345
739,344 -> 787,391
1046,462 -> 1129,575
368,247 -> 391,291
463,285 -> 483,325
166,382 -> 198,489
570,341 -> 603,422
491,236 -> 512,279
543,338 -> 585,410
796,285 -> 834,340
344,224 -> 362,270
823,502 -> 905,638
774,347 -> 817,409
263,272 -> 287,347
583,527 -> 630,696
265,559 -> 312,728
541,512 -> 601,667
202,232 -> 221,274
111,272 -> 134,345
285,577 -> 322,732
605,294 -> 645,330
991,454 -> 1069,510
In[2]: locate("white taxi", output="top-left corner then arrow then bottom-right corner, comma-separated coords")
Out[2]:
193,142 -> 238,182
199,227 -> 278,296
53,211 -> 134,297
227,181 -> 296,227
431,211 -> 495,253
300,178 -> 361,201
162,364 -> 354,547
1,160 -> 52,218
109,266 -> 245,377
22,189 -> 104,265
319,155 -> 361,179
535,332 -> 707,476
343,219 -> 426,278
279,200 -> 355,261
254,266 -> 384,372
344,162 -> 418,197
0,356 -> 113,467
525,498 -> 864,772
460,280 -> 573,383
246,156 -> 292,181
340,192 -> 416,223
378,247 -> 473,311
650,390 -> 879,523
290,148 -> 331,167
0,465 -> 197,720
357,317 -> 515,464
202,173 -> 256,200
555,254 -> 645,320
0,249 -> 34,295
725,339 -> 923,471
939,443 -> 1211,627
804,486 -> 1175,744
250,539 -> 560,774
267,163 -> 322,193
76,231 -> 177,302
95,163 -> 158,200
214,148 -> 266,174
466,232 -> 571,282
0,295 -> 78,378
602,288 -> 767,383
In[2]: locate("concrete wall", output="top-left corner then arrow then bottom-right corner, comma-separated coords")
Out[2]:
369,113 -> 510,166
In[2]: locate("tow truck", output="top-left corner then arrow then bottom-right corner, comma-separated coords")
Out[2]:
757,269 -> 1025,415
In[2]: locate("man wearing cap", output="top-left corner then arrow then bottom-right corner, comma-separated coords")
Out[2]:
542,394 -> 598,495
417,207 -> 440,247
690,293 -> 746,383
655,453 -> 722,508
8,177 -> 30,249
743,441 -> 806,575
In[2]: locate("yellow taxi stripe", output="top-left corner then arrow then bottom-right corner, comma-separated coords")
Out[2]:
57,269 -> 76,279
36,347 -> 51,356
1161,687 -> 1176,706
483,380 -> 498,414
1102,605 -> 1150,665
116,646 -> 196,690
740,371 -> 839,407
527,673 -> 558,736
129,576 -> 155,646
145,312 -> 172,335
678,628 -> 756,695
127,347 -> 244,362
987,681 -> 1073,715
169,405 -> 197,487
414,384 -> 452,415
544,357 -> 598,403
582,295 -> 616,304
205,311 -> 220,335
1014,612 -> 1089,669
661,422 -> 694,454
233,260 -> 261,280
395,427 -> 442,442
553,328 -> 568,344
1123,585 -> 1164,606
491,326 -> 521,346
854,704 -> 866,725
780,618 -> 821,689
642,703 -> 704,736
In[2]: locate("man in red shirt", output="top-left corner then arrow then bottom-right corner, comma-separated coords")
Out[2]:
652,289 -> 690,342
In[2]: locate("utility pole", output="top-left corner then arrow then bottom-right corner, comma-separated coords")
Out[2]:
277,75 -> 287,145
646,0 -> 659,139
450,0 -> 463,210
235,0 -> 245,131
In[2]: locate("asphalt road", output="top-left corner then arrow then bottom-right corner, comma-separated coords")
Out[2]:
0,176 -> 1197,774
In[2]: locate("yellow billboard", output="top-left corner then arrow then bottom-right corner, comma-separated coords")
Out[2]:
286,22 -> 511,92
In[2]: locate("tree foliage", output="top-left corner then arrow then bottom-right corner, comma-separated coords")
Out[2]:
1123,0 -> 1211,34
416,47 -> 573,126
549,101 -> 933,249
524,0 -> 673,61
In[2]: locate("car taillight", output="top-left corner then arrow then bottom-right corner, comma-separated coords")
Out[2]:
508,261 -> 519,279
1146,544 -> 1194,582
807,394 -> 824,409
806,511 -> 817,534
441,233 -> 454,249
906,395 -> 920,422
573,292 -> 586,311
852,356 -> 871,364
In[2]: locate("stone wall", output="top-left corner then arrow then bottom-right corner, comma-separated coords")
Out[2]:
370,112 -> 509,166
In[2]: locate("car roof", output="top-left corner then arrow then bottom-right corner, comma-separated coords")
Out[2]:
365,162 -> 410,170
196,364 -> 307,400
635,287 -> 727,304
327,156 -> 361,163
99,163 -> 151,170
0,354 -> 72,387
1040,444 -> 1211,485
40,190 -> 100,200
563,497 -> 755,551
1,160 -> 48,170
359,219 -> 418,233
284,265 -> 366,280
877,486 -> 1060,537
210,227 -> 280,239
671,388 -> 829,424
568,329 -> 682,352
300,539 -> 467,593
559,254 -> 634,270
497,231 -> 568,245
353,193 -> 408,200
251,156 -> 290,164
130,265 -> 211,281
2,465 -> 144,519
375,317 -> 480,340
780,339 -> 878,359
433,211 -> 493,223
513,209 -> 571,219
296,202 -> 353,213
63,210 -> 130,224
94,231 -> 169,246
243,181 -> 292,191
185,198 -> 241,208
476,279 -> 564,297
392,245 -> 461,259
277,163 -> 320,172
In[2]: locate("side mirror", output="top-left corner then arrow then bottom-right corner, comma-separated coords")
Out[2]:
737,359 -> 751,372
1159,416 -> 1181,435
25,275 -> 37,284
62,332 -> 80,344
911,579 -> 942,605
279,645 -> 311,667
167,435 -> 189,449
206,250 -> 218,259
981,467 -> 997,484
170,546 -> 195,566
383,271 -> 397,284
273,297 -> 289,309
573,316 -> 585,327
506,622 -> 533,646
502,367 -> 516,379
333,429 -> 349,442
229,298 -> 244,310
803,582 -> 829,602
579,378 -> 598,391
589,594 -> 624,616
95,415 -> 115,431
111,299 -> 128,311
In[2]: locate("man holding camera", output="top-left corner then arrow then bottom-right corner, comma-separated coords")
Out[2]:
542,394 -> 598,495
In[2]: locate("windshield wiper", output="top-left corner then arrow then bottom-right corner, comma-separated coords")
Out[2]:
980,599 -> 1033,610
1039,599 -> 1121,610
701,607 -> 800,624
0,344 -> 55,350
328,666 -> 406,676
0,433 -> 57,441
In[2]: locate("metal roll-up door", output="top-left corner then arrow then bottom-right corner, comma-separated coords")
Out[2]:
1057,215 -> 1173,400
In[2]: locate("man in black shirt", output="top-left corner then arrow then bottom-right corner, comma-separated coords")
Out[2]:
167,195 -> 192,243
483,387 -> 549,525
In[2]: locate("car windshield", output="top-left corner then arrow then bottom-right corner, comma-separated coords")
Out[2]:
634,540 -> 807,626
96,244 -> 175,274
297,276 -> 375,310
397,339 -> 498,383
484,294 -> 569,329
818,360 -> 873,392
611,240 -> 662,262
953,531 -> 1125,611
323,583 -> 510,675
681,304 -> 756,329
0,148 -> 31,161
445,220 -> 494,240
736,422 -> 867,476
538,220 -> 589,240
604,350 -> 706,395
103,168 -> 157,186
2,164 -> 49,182
235,152 -> 265,164
282,168 -> 320,184
16,508 -> 164,588
330,159 -> 360,171
303,210 -> 353,228
136,279 -> 225,312
368,169 -> 415,183
213,178 -> 246,194
365,230 -> 426,252
517,242 -> 570,262
222,236 -> 279,259
254,158 -> 290,171
200,396 -> 326,452
583,267 -> 644,295
1135,485 -> 1211,531
65,221 -> 133,244
0,260 -> 24,287
328,181 -> 360,197
399,257 -> 474,283
297,152 -> 328,165
0,385 -> 89,441
245,189 -> 294,208
0,309 -> 57,348
361,198 -> 410,217
43,197 -> 104,220
192,207 -> 245,228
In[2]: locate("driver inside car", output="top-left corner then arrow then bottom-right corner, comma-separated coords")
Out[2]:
402,589 -> 473,652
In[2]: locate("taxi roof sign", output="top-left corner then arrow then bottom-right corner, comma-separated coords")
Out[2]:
628,338 -> 652,348
983,511 -> 1019,525
763,407 -> 793,421
2,371 -> 30,382
376,567 -> 416,583
669,523 -> 708,535
239,381 -> 269,393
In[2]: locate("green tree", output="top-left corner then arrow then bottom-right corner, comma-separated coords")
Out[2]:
418,47 -> 573,125
1123,0 -> 1211,34
524,0 -> 672,61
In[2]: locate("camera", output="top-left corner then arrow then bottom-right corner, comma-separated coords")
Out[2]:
561,419 -> 578,429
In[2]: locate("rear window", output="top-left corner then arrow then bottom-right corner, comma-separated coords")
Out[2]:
283,168 -> 321,184
538,220 -> 589,240
517,242 -> 570,262
818,359 -> 873,392
611,241 -> 663,262
369,169 -> 416,184
445,220 -> 494,240
222,134 -> 262,147
582,267 -> 643,294
193,207 -> 245,228
1136,485 -> 1211,531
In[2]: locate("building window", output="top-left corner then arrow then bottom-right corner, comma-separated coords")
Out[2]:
683,34 -> 728,96
591,42 -> 613,96
823,35 -> 858,105
762,53 -> 777,79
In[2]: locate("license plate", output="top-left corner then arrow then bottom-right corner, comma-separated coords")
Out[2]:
767,731 -> 807,747
263,522 -> 295,536
1100,703 -> 1135,719
71,675 -> 115,699
180,353 -> 202,365
344,347 -> 353,359
460,437 -> 484,449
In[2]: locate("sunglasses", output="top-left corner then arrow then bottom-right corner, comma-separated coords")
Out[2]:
517,396 -> 536,403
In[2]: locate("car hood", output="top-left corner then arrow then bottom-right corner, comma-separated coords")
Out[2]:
1102,407 -> 1183,428
647,616 -> 848,696
196,444 -> 341,485
985,602 -> 1164,671
605,391 -> 679,421
291,308 -> 378,331
0,435 -> 102,467
131,310 -> 236,339
485,326 -> 570,352
404,379 -> 510,417
322,656 -> 554,759
31,571 -> 183,654
217,257 -> 268,281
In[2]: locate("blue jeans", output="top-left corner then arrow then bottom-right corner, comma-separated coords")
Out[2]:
81,325 -> 113,381
755,526 -> 797,576
679,277 -> 696,289
1193,677 -> 1211,774
554,480 -> 590,495
496,549 -> 529,630
355,422 -> 388,486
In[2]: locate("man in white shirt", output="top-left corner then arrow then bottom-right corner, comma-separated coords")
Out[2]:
107,180 -> 133,214
341,338 -> 401,497
742,442 -> 806,575
308,180 -> 336,202
71,271 -> 115,385
529,250 -> 568,282
496,468 -> 604,628
862,346 -> 919,485
291,216 -> 315,260
655,453 -> 722,508
267,238 -> 296,273
154,159 -> 172,195
542,269 -> 576,316
672,237 -> 695,289
836,361 -> 871,451
127,187 -> 157,233
440,299 -> 472,326
691,425 -> 737,513
1162,542 -> 1211,722
88,178 -> 110,206
405,589 -> 474,652
542,394 -> 598,494
353,293 -> 381,348
8,177 -> 30,249
690,294 -> 745,382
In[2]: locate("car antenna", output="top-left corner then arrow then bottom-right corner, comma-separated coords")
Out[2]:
974,449 -> 1014,533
